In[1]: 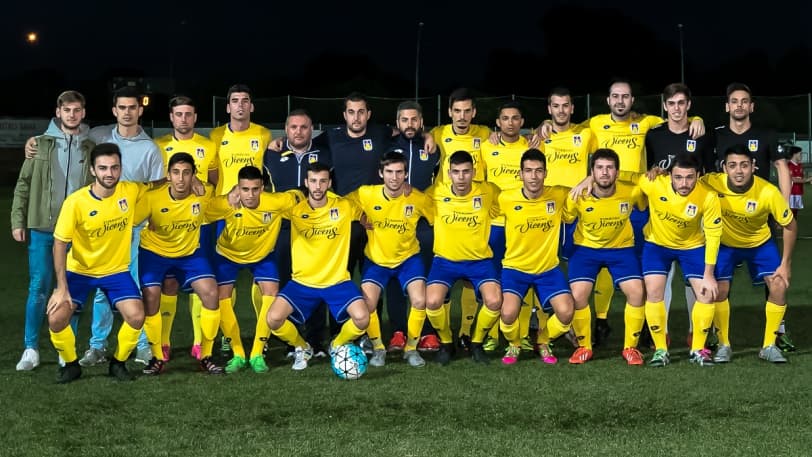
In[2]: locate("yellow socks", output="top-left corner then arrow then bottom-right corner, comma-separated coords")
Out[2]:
623,304 -> 645,349
406,307 -> 426,351
545,314 -> 571,341
713,298 -> 731,346
427,307 -> 452,344
271,319 -> 307,348
159,293 -> 177,347
644,300 -> 668,350
334,319 -> 366,347
459,286 -> 477,337
189,293 -> 203,345
594,269 -> 614,319
251,283 -> 263,319
250,296 -> 274,359
113,321 -> 142,362
690,301 -> 715,352
763,301 -> 786,348
367,310 -> 386,350
499,318 -> 521,346
219,297 -> 245,358
50,326 -> 77,363
200,306 -> 220,359
143,313 -> 163,360
571,307 -> 592,349
472,307 -> 500,344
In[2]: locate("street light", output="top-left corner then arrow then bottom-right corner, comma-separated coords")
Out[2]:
26,31 -> 38,45
678,23 -> 685,83
415,21 -> 424,101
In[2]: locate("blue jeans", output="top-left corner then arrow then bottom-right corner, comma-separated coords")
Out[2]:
23,230 -> 54,349
88,224 -> 148,351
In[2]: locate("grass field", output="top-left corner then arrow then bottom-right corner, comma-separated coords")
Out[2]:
1,188 -> 811,457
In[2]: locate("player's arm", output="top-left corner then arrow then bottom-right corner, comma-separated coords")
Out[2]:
208,150 -> 220,187
46,238 -> 74,315
772,191 -> 797,287
562,195 -> 577,223
773,159 -> 791,202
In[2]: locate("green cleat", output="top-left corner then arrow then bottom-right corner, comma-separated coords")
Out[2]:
649,349 -> 670,367
249,355 -> 269,373
482,336 -> 499,353
775,333 -> 797,352
520,337 -> 534,352
225,355 -> 247,373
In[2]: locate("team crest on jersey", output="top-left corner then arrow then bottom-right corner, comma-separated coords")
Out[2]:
222,140 -> 228,145
373,206 -> 382,211
419,149 -> 428,161
308,153 -> 318,163
573,135 -> 582,146
263,212 -> 272,223
620,202 -> 629,214
746,200 -> 757,213
444,138 -> 452,143
118,198 -> 128,212
160,208 -> 169,213
491,151 -> 499,156
473,196 -> 482,209
544,139 -> 552,144
250,139 -> 260,151
196,147 -> 205,159
363,139 -> 373,151
685,203 -> 697,217
192,203 -> 200,215
330,208 -> 339,220
89,210 -> 98,217
546,201 -> 556,214
405,205 -> 414,217
473,138 -> 481,150
630,123 -> 639,134
748,140 -> 759,152
686,140 -> 696,152
514,205 -> 523,211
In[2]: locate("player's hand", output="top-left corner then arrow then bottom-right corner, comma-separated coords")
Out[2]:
537,121 -> 553,140
569,175 -> 594,201
688,118 -> 705,139
770,264 -> 791,289
487,131 -> 500,145
527,132 -> 540,149
646,167 -> 665,181
698,275 -> 718,302
403,182 -> 412,196
191,176 -> 205,196
227,185 -> 241,209
359,213 -> 373,230
46,289 -> 75,315
423,134 -> 436,154
12,228 -> 25,243
269,137 -> 285,152
25,137 -> 38,159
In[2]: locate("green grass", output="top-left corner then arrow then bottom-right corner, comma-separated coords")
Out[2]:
1,189 -> 811,456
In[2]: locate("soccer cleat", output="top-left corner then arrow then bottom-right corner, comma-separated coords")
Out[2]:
220,336 -> 232,357
311,344 -> 328,359
471,343 -> 489,364
537,343 -> 557,365
387,331 -> 406,353
142,357 -> 166,376
56,361 -> 82,384
569,347 -> 593,364
648,349 -> 670,367
713,345 -> 732,363
190,344 -> 201,360
457,334 -> 472,352
622,347 -> 644,366
16,348 -> 40,371
482,336 -> 499,353
759,345 -> 788,363
134,347 -> 152,366
200,357 -> 224,375
78,348 -> 107,367
435,343 -> 454,366
108,359 -> 134,381
291,345 -> 313,371
161,345 -> 171,362
593,318 -> 611,347
58,355 -> 66,367
417,334 -> 440,352
403,350 -> 426,368
501,344 -> 521,365
520,337 -> 534,352
249,355 -> 269,373
775,333 -> 797,352
369,349 -> 386,367
225,355 -> 247,374
358,335 -> 374,355
689,348 -> 715,367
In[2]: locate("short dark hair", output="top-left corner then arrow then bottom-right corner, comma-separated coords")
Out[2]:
91,143 -> 121,165
590,148 -> 620,170
449,150 -> 473,166
287,108 -> 312,121
238,165 -> 263,181
497,101 -> 524,118
169,95 -> 195,111
57,90 -> 85,108
724,144 -> 754,162
670,152 -> 701,173
344,92 -> 369,110
113,86 -> 141,106
227,84 -> 252,100
396,100 -> 423,117
306,162 -> 332,175
663,83 -> 691,102
167,152 -> 197,173
608,78 -> 633,95
548,86 -> 571,101
725,82 -> 751,100
379,151 -> 408,173
520,148 -> 547,169
448,88 -> 475,109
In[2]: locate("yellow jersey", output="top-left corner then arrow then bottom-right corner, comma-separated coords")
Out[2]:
209,123 -> 272,195
481,135 -> 530,227
155,133 -> 219,184
430,124 -> 491,183
135,183 -> 213,258
540,123 -> 596,188
564,182 -> 644,249
586,114 -> 664,173
425,181 -> 500,261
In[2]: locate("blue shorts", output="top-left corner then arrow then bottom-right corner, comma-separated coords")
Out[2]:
427,257 -> 500,293
214,251 -> 279,285
630,207 -> 649,258
642,242 -> 706,280
488,225 -> 506,273
568,246 -> 642,286
715,242 -> 780,285
361,254 -> 425,293
198,223 -> 216,260
501,267 -> 570,313
67,271 -> 141,310
279,280 -> 362,324
560,221 -> 577,260
139,248 -> 215,289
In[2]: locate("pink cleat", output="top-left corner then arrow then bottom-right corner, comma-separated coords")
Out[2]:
190,344 -> 202,360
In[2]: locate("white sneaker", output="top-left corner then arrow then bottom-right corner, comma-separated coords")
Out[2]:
291,344 -> 313,371
16,348 -> 40,371
134,347 -> 152,366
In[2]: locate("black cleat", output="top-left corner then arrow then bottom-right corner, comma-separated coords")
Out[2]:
593,318 -> 612,347
435,343 -> 454,366
470,343 -> 490,364
200,357 -> 224,375
108,359 -> 134,381
56,360 -> 82,384
457,334 -> 472,352
142,357 -> 166,376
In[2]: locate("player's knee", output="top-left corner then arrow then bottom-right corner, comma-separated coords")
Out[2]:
128,314 -> 145,329
353,314 -> 370,331
558,307 -> 574,326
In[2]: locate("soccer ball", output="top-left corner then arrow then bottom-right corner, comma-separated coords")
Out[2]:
331,344 -> 368,380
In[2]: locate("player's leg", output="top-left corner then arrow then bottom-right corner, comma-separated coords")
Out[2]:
189,276 -> 223,374
104,269 -> 146,382
592,268 -> 614,346
140,284 -> 166,375
361,280 -> 386,367
458,282 -> 477,349
568,281 -> 595,364
247,255 -> 280,371
760,247 -> 789,363
469,280 -> 502,364
48,273 -> 88,383
415,221 -> 439,352
617,278 -> 645,366
330,283 -> 370,349
426,282 -> 453,365
686,276 -> 716,355
267,285 -> 312,371
499,268 -> 527,364
18,230 -> 54,371
213,254 -> 246,371
159,278 -> 179,361
403,277 -> 427,367
385,277 -> 408,352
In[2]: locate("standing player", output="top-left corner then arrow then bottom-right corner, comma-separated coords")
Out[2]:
424,151 -> 502,365
46,143 -> 147,383
265,163 -> 371,371
498,149 -> 574,365
12,90 -> 94,371
564,149 -> 647,365
787,145 -> 810,218
701,145 -> 797,363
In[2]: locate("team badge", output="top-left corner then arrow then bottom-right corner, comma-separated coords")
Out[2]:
405,205 -> 414,217
330,208 -> 339,220
491,151 -> 499,156
363,139 -> 373,151
196,147 -> 205,159
748,140 -> 758,152
685,203 -> 697,217
444,138 -> 452,143
419,149 -> 428,161
222,140 -> 228,145
160,208 -> 169,213
373,206 -> 382,211
544,139 -> 552,144
686,140 -> 696,152
118,198 -> 128,212
89,210 -> 98,217
473,138 -> 481,150
192,203 -> 200,215
746,200 -> 757,213
308,153 -> 318,163
514,205 -> 522,211
280,156 -> 290,162
573,135 -> 582,146
473,196 -> 482,209
546,201 -> 556,214
251,139 -> 260,151
263,212 -> 272,223
630,123 -> 639,134
620,202 -> 629,214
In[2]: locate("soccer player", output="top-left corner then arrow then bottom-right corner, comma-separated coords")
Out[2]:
644,83 -> 716,345
346,152 -> 432,368
205,166 -> 299,373
154,95 -> 220,361
424,151 -> 502,365
11,90 -> 94,371
134,153 -> 223,375
47,143 -> 147,383
266,162 -> 371,371
622,153 -> 722,366
787,145 -> 810,218
564,149 -> 646,365
498,149 -> 574,365
701,144 -> 797,364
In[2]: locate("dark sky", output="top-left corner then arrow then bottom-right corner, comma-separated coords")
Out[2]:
2,1 -> 810,120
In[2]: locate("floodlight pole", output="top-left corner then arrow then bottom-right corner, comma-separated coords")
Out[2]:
678,23 -> 685,83
415,21 -> 424,101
